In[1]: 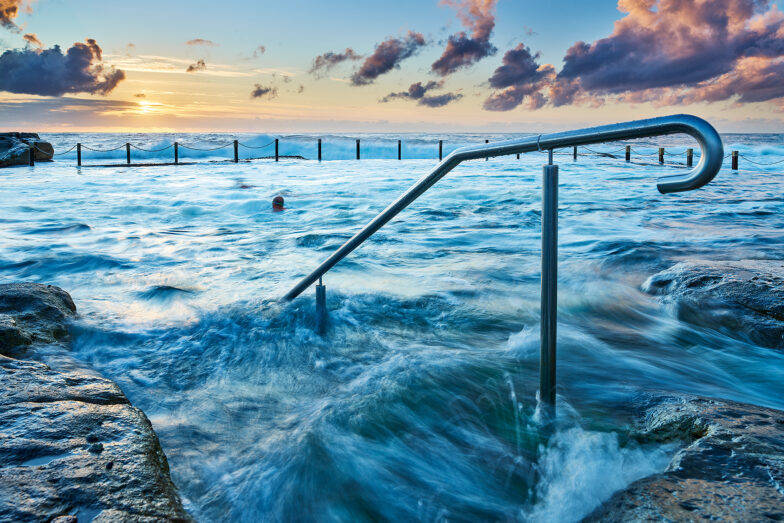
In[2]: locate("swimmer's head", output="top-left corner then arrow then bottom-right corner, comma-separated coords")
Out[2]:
272,196 -> 285,210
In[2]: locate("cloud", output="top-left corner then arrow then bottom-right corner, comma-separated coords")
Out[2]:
432,0 -> 498,76
382,80 -> 443,101
484,0 -> 784,111
0,0 -> 23,31
186,59 -> 206,73
419,92 -> 463,107
483,44 -> 555,111
250,83 -> 278,99
309,48 -> 361,77
186,38 -> 216,47
381,80 -> 462,107
557,0 -> 784,106
253,45 -> 265,57
0,38 -> 125,96
351,31 -> 426,85
22,32 -> 41,48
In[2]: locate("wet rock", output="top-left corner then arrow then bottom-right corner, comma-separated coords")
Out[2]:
0,282 -> 77,357
643,260 -> 784,348
0,132 -> 54,167
586,393 -> 784,522
0,283 -> 192,521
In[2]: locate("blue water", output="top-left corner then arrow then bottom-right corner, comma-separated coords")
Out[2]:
2,131 -> 784,521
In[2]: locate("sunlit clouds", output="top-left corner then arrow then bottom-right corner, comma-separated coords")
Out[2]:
0,0 -> 783,131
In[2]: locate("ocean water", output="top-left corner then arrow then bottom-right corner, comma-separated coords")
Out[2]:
2,131 -> 784,521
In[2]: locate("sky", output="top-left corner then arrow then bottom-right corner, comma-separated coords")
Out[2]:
1,0 -> 783,133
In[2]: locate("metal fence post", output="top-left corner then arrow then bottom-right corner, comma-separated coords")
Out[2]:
316,277 -> 327,335
540,151 -> 558,414
687,148 -> 693,167
625,145 -> 631,162
234,140 -> 239,163
318,139 -> 322,162
126,143 -> 131,165
174,142 -> 179,165
573,146 -> 577,161
732,150 -> 738,170
659,147 -> 664,164
439,140 -> 443,161
398,139 -> 401,160
275,139 -> 279,162
77,143 -> 82,166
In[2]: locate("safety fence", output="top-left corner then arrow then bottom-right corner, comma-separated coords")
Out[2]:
18,138 -> 784,171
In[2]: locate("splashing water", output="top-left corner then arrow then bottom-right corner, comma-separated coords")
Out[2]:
2,132 -> 784,521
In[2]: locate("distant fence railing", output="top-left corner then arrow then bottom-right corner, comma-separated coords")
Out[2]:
24,139 -> 783,171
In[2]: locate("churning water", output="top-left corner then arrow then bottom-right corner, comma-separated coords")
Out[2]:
3,131 -> 784,521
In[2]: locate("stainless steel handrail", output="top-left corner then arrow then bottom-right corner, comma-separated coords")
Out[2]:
283,114 -> 723,301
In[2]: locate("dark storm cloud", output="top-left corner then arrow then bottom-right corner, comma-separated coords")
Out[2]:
0,39 -> 126,96
350,31 -> 426,86
186,59 -> 206,72
250,83 -> 278,99
432,0 -> 498,76
309,48 -> 361,77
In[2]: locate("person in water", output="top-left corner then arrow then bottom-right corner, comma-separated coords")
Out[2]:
272,195 -> 285,211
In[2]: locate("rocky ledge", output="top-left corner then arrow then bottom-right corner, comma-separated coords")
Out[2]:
643,259 -> 784,349
0,132 -> 54,167
0,283 -> 191,521
587,393 -> 784,522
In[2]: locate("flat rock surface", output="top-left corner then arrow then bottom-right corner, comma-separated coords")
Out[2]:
586,393 -> 784,522
643,259 -> 784,348
0,283 -> 191,521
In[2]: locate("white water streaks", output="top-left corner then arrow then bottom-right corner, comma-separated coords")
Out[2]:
2,132 -> 784,520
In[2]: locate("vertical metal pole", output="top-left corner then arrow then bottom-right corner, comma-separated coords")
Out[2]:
398,139 -> 401,160
573,146 -> 577,161
659,147 -> 664,164
318,139 -> 322,162
233,140 -> 239,163
275,139 -> 279,162
686,148 -> 693,167
540,151 -> 558,414
625,145 -> 631,162
77,143 -> 82,166
485,139 -> 489,161
439,140 -> 443,161
731,150 -> 738,170
28,146 -> 34,166
315,276 -> 327,335
517,153 -> 520,160
356,139 -> 360,160
174,142 -> 179,165
126,143 -> 131,164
